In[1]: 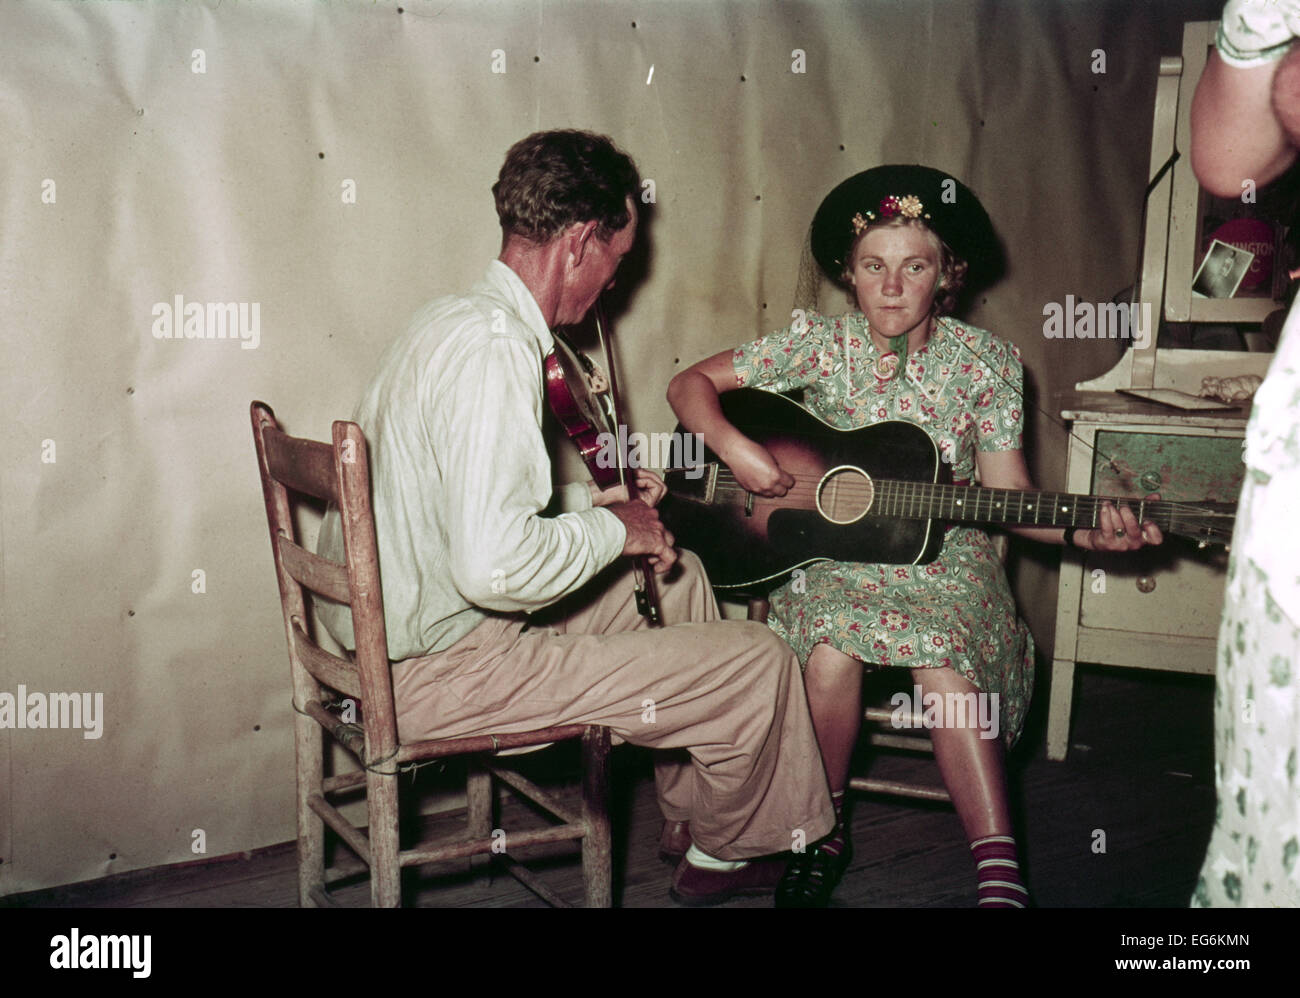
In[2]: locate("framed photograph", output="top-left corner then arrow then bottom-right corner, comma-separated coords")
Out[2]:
1192,238 -> 1255,299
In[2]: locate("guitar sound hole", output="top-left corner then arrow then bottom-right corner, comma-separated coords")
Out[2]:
816,465 -> 875,524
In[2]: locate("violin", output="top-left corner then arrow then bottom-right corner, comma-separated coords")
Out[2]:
544,299 -> 664,625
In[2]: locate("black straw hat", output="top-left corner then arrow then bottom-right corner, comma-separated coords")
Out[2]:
810,165 -> 1005,291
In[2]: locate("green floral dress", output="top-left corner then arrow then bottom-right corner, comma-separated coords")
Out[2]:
1192,301 -> 1300,908
732,311 -> 1035,745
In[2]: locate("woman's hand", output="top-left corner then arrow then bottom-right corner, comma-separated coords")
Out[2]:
721,435 -> 796,497
975,449 -> 1164,550
1081,498 -> 1164,551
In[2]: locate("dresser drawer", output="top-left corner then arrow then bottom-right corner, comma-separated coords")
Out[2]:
1089,430 -> 1244,502
1077,430 -> 1241,639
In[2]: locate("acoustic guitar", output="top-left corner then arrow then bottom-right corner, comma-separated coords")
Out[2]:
659,389 -> 1237,591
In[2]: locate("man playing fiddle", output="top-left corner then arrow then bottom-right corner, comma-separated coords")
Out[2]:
316,129 -> 833,905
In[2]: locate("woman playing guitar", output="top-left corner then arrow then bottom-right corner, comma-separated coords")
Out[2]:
668,166 -> 1163,908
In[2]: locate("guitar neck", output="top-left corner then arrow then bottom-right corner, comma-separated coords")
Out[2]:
872,480 -> 1171,531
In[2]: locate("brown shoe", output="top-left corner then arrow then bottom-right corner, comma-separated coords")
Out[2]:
659,820 -> 692,864
669,855 -> 785,907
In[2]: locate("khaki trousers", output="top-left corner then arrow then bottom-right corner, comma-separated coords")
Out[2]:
391,551 -> 834,860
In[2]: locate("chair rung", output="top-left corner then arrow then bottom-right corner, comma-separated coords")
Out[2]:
867,732 -> 937,753
308,885 -> 342,908
263,425 -> 340,503
279,534 -> 350,603
863,706 -> 930,728
323,853 -> 368,882
295,628 -> 362,700
308,793 -> 372,864
849,776 -> 951,802
486,764 -> 583,826
497,854 -> 574,908
396,725 -> 591,763
303,700 -> 369,760
322,769 -> 367,794
399,821 -> 587,867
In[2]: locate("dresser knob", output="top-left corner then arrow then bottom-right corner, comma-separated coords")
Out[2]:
1138,471 -> 1163,493
1136,576 -> 1156,593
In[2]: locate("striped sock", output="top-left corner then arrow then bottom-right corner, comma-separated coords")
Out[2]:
970,834 -> 1029,908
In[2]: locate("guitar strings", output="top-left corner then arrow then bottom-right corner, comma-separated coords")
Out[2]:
699,470 -> 1231,526
705,471 -> 1224,514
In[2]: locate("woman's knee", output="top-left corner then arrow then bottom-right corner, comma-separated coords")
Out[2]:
805,643 -> 862,697
911,664 -> 976,694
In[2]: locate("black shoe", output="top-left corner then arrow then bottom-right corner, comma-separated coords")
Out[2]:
774,838 -> 851,908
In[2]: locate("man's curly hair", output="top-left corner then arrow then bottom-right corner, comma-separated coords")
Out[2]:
493,130 -> 640,243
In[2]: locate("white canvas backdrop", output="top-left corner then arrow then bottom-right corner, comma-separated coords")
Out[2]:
0,0 -> 1218,894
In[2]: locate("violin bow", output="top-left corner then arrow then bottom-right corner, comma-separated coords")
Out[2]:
593,297 -> 664,626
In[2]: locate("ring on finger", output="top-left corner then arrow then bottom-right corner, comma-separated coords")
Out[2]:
1115,528 -> 1125,538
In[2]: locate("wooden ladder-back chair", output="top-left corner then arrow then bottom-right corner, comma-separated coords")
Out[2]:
250,401 -> 612,907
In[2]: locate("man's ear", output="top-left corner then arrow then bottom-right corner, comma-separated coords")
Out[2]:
568,219 -> 601,268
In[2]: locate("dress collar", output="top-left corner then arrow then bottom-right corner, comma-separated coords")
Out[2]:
860,312 -> 949,359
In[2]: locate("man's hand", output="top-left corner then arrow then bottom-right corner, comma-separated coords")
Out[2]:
720,436 -> 796,497
1081,498 -> 1164,551
590,470 -> 668,508
606,499 -> 678,573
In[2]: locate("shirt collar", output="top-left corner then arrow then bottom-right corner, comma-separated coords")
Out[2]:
482,259 -> 554,353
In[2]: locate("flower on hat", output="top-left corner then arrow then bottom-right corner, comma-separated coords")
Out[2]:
897,195 -> 924,218
812,165 -> 1000,287
851,194 -> 930,235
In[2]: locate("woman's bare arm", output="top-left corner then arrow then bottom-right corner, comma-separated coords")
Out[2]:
667,351 -> 796,496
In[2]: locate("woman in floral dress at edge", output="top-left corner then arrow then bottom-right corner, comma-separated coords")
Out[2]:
668,165 -> 1164,907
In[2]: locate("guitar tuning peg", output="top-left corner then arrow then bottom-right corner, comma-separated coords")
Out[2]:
1197,539 -> 1208,549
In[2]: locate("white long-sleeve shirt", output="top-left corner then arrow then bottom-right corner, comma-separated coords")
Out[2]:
316,261 -> 626,659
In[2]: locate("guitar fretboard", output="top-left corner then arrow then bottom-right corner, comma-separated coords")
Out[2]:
871,480 -> 1165,530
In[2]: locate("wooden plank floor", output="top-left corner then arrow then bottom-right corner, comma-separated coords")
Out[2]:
2,665 -> 1218,909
